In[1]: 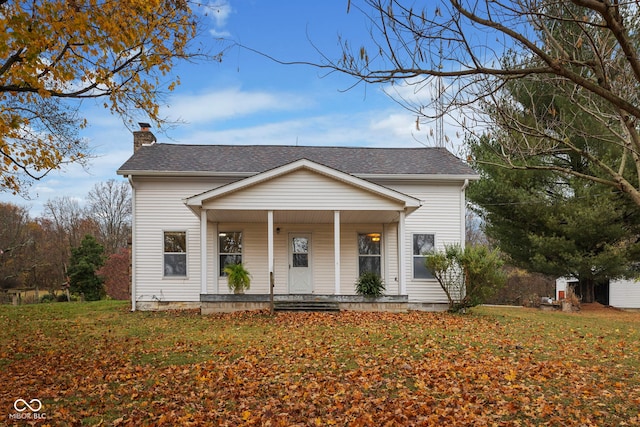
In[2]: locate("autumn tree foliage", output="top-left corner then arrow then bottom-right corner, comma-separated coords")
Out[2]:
0,202 -> 78,293
0,180 -> 132,294
30,218 -> 68,292
44,196 -> 100,284
0,202 -> 32,289
0,0 -> 216,194
97,247 -> 131,300
329,0 -> 640,207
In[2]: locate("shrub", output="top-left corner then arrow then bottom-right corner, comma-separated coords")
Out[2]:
40,294 -> 57,303
68,235 -> 106,301
97,247 -> 131,300
355,272 -> 385,297
426,244 -> 506,313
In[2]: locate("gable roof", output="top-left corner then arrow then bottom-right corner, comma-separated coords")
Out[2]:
117,144 -> 477,179
185,158 -> 422,210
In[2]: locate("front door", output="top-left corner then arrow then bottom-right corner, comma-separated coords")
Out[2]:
289,233 -> 312,293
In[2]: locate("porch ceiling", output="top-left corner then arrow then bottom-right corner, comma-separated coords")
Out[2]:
205,209 -> 401,224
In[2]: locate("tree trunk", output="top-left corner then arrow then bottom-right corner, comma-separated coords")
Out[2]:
579,278 -> 595,303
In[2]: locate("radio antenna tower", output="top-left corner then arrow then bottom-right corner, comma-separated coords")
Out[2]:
435,39 -> 445,148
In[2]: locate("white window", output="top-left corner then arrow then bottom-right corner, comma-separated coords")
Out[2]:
358,233 -> 381,276
164,231 -> 187,277
413,234 -> 434,279
219,232 -> 242,276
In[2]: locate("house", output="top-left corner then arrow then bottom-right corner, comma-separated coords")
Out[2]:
608,279 -> 640,310
556,277 -> 640,310
116,125 -> 478,313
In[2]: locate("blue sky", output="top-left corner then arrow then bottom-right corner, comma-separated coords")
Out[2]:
3,1 -> 460,217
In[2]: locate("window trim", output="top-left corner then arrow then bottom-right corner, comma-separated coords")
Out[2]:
218,231 -> 243,277
163,230 -> 188,278
412,233 -> 435,280
357,231 -> 382,277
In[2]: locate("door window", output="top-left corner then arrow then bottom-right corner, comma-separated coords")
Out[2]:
291,237 -> 309,267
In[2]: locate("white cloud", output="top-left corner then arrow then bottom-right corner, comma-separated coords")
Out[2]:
163,87 -> 310,124
171,108 -> 430,148
370,112 -> 418,136
205,1 -> 233,37
210,29 -> 231,38
378,79 -> 472,152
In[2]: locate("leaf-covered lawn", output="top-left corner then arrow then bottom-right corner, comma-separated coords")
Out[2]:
1,302 -> 639,426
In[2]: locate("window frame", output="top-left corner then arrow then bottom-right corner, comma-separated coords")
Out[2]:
357,232 -> 382,277
412,233 -> 435,280
218,231 -> 243,277
163,230 -> 187,278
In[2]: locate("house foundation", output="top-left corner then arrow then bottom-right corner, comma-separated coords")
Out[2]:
200,294 -> 409,314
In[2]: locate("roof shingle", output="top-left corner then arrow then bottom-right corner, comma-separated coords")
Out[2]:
117,144 -> 477,176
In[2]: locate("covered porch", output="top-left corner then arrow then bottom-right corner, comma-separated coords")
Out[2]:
185,159 -> 421,309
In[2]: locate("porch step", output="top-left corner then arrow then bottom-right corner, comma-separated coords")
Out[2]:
273,301 -> 340,312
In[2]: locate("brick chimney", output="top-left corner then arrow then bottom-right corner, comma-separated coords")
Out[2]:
133,122 -> 157,152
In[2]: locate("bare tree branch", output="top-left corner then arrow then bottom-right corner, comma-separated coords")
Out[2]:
318,0 -> 640,206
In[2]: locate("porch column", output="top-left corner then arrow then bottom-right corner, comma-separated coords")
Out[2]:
398,210 -> 407,295
334,210 -> 341,294
200,209 -> 208,295
383,223 -> 390,287
460,179 -> 469,249
268,210 -> 274,277
212,222 -> 219,293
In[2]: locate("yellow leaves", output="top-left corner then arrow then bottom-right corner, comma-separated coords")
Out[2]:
503,369 -> 517,382
0,0 -> 202,193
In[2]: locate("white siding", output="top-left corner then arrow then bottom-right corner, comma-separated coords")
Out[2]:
206,169 -> 403,211
380,181 -> 465,303
555,277 -> 576,300
610,279 -> 640,309
133,177 -> 228,303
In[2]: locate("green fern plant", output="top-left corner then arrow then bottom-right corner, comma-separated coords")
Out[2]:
355,272 -> 385,297
223,263 -> 251,294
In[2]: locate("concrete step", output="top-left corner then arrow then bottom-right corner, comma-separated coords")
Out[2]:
273,301 -> 340,312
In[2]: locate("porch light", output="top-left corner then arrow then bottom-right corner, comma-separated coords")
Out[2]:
368,233 -> 381,242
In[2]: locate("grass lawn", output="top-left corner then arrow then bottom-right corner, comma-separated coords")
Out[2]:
1,301 -> 639,426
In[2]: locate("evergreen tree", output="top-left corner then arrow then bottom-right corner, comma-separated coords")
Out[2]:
468,134 -> 640,303
68,235 -> 106,301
